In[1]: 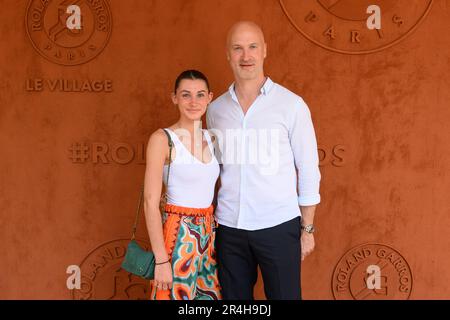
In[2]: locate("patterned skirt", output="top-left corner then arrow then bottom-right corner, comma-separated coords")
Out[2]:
150,203 -> 222,300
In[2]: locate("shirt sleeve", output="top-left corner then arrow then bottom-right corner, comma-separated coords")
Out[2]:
289,97 -> 321,206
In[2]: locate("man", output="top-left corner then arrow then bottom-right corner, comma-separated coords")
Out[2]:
206,21 -> 321,300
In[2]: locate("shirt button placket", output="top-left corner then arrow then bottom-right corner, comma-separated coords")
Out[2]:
237,115 -> 247,229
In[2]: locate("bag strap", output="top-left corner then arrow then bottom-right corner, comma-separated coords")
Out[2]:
163,129 -> 173,187
131,129 -> 173,240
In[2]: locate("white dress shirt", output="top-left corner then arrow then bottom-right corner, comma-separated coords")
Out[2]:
206,77 -> 321,231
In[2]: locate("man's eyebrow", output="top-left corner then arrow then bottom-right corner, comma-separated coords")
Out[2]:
232,43 -> 258,47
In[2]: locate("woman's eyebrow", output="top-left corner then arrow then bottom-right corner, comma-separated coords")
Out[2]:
180,89 -> 207,94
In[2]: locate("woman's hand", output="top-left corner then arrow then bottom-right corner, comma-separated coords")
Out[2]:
153,262 -> 173,291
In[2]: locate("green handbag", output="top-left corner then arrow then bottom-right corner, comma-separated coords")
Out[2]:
121,129 -> 173,279
121,239 -> 156,279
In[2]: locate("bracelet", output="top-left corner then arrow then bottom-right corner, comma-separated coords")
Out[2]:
155,259 -> 170,265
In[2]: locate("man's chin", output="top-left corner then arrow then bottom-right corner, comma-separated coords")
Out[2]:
235,71 -> 258,81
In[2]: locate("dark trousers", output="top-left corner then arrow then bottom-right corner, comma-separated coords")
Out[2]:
216,216 -> 302,300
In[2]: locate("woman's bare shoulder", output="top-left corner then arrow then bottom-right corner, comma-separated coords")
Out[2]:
148,129 -> 169,148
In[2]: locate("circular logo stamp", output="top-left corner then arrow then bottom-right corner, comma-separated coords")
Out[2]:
332,243 -> 413,300
26,0 -> 112,66
279,0 -> 433,54
72,239 -> 151,300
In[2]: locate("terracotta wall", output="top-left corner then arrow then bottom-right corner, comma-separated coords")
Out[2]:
0,0 -> 449,299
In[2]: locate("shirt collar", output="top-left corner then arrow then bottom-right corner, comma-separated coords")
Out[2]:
260,77 -> 274,95
228,77 -> 274,102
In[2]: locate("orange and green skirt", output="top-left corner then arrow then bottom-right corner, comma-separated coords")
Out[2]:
150,203 -> 222,300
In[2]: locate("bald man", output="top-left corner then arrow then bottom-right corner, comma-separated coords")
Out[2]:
206,21 -> 321,300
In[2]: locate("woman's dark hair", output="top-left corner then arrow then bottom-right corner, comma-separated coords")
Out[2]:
174,69 -> 210,93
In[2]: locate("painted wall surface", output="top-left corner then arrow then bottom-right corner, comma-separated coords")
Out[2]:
0,0 -> 449,299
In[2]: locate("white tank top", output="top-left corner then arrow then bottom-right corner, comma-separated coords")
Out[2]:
162,128 -> 220,209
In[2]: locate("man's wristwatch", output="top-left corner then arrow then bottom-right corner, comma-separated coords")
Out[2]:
301,224 -> 315,234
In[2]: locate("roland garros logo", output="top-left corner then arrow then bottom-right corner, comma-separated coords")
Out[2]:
279,0 -> 433,54
26,0 -> 112,66
332,243 -> 413,300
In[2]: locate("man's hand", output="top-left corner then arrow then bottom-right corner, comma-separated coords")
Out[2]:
299,205 -> 317,261
301,232 -> 315,261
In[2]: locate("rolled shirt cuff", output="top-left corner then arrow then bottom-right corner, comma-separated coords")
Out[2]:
298,194 -> 321,206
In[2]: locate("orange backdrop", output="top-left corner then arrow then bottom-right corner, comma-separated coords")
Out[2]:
0,0 -> 449,299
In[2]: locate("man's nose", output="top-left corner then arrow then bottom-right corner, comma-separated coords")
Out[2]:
242,48 -> 250,61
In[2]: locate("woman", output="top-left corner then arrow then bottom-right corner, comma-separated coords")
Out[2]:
143,70 -> 221,300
